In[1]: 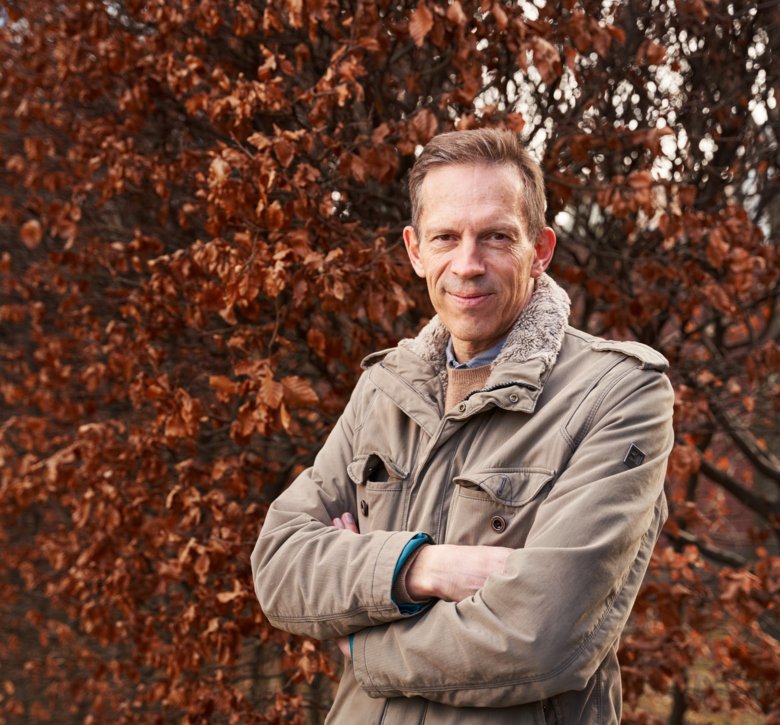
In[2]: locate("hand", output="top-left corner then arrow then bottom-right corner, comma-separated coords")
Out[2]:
332,512 -> 359,533
406,544 -> 512,602
335,636 -> 351,660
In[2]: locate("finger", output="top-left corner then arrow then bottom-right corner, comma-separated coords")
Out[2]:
332,517 -> 345,529
341,512 -> 359,533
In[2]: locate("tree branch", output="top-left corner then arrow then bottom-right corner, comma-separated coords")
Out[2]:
698,456 -> 780,523
664,528 -> 748,568
710,403 -> 780,486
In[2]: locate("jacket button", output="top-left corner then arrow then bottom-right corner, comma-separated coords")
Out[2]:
509,393 -> 519,403
360,500 -> 369,516
490,515 -> 506,533
458,402 -> 466,413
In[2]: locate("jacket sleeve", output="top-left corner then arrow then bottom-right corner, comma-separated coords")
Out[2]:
250,372 -> 424,640
350,364 -> 674,706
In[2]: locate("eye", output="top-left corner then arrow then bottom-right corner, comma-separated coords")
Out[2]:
486,231 -> 513,245
431,233 -> 457,244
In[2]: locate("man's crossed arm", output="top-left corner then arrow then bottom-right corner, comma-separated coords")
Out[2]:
331,511 -> 512,658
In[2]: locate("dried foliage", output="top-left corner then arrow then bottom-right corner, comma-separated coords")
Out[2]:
0,0 -> 778,723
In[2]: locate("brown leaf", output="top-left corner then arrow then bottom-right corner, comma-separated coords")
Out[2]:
274,137 -> 295,168
409,108 -> 438,143
703,282 -> 736,314
247,132 -> 271,151
209,157 -> 230,186
607,24 -> 626,45
506,112 -> 525,134
357,36 -> 382,52
677,185 -> 697,207
409,4 -> 434,47
286,0 -> 304,29
260,376 -> 284,409
282,376 -> 318,406
592,27 -> 611,59
528,36 -> 561,85
307,328 -> 326,358
491,3 -> 508,30
668,443 -> 701,481
628,170 -> 653,189
265,200 -> 285,229
371,122 -> 392,144
706,228 -> 730,268
194,552 -> 210,578
350,154 -> 367,183
446,0 -> 466,24
209,375 -> 239,400
637,39 -> 666,66
21,219 -> 43,249
280,401 -> 293,432
216,579 -> 245,603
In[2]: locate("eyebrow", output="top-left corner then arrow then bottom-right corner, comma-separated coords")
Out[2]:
424,220 -> 523,237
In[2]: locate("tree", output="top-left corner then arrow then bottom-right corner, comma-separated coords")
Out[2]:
0,0 -> 777,722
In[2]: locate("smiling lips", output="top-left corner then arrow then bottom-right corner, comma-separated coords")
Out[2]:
448,290 -> 492,307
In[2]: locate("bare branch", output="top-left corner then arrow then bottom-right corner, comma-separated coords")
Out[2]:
699,457 -> 780,523
664,528 -> 748,568
710,403 -> 780,486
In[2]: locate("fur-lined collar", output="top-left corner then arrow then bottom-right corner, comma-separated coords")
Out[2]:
398,273 -> 571,377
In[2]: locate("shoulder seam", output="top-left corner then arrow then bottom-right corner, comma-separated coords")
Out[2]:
361,347 -> 396,369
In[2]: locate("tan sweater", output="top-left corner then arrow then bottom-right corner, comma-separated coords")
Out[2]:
444,365 -> 492,412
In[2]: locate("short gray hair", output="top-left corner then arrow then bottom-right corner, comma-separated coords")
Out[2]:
408,128 -> 546,240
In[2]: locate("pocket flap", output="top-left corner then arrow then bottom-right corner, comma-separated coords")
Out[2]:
453,468 -> 555,506
347,452 -> 408,484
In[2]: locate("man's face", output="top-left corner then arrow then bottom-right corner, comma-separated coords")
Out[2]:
403,163 -> 555,363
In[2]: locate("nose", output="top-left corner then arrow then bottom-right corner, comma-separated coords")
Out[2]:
450,236 -> 485,278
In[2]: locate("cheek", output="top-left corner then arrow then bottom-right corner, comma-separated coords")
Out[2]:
423,259 -> 447,289
423,273 -> 440,300
504,255 -> 531,291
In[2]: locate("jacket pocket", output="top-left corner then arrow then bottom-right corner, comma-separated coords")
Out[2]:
445,468 -> 555,547
348,452 -> 409,532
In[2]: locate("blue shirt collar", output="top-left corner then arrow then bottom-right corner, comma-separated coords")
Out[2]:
445,336 -> 507,369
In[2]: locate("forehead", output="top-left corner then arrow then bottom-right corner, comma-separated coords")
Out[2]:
418,163 -> 524,228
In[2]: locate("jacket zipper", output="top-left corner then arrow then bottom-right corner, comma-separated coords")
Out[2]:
541,698 -> 558,725
464,380 -> 538,400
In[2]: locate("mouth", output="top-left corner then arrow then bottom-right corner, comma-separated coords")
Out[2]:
448,291 -> 492,307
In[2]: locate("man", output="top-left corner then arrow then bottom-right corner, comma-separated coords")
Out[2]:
251,129 -> 674,723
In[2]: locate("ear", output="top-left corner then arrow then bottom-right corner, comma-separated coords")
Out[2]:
403,225 -> 426,278
530,227 -> 556,278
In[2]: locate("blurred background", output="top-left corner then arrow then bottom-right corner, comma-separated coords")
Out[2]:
0,0 -> 777,722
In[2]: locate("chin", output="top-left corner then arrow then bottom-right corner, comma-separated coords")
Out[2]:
454,330 -> 495,347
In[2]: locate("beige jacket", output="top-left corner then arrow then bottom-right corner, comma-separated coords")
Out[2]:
251,274 -> 674,724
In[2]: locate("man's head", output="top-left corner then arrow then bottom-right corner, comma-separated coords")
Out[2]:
403,129 -> 556,363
